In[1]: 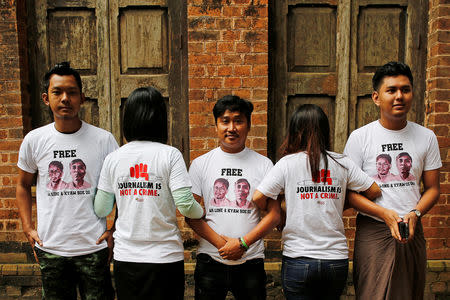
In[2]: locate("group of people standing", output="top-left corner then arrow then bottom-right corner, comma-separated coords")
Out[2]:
16,61 -> 441,300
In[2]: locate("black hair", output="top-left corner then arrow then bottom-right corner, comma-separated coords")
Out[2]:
43,62 -> 82,93
281,104 -> 336,183
70,159 -> 86,168
123,86 -> 168,143
372,61 -> 414,91
236,178 -> 250,189
48,161 -> 63,171
213,95 -> 253,126
396,152 -> 412,162
376,153 -> 392,164
214,178 -> 229,189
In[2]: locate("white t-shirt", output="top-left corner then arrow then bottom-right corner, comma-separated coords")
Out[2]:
257,152 -> 374,259
189,147 -> 273,265
344,121 -> 442,218
97,141 -> 192,263
17,122 -> 118,256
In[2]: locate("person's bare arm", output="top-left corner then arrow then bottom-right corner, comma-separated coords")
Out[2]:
361,182 -> 381,200
16,169 -> 42,249
185,194 -> 226,249
219,190 -> 281,260
403,169 -> 440,240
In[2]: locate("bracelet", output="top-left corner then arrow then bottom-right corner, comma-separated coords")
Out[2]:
239,237 -> 249,251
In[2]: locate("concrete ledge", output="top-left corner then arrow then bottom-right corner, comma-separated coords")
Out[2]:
0,260 -> 448,300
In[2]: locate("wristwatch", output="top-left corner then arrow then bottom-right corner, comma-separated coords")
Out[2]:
410,209 -> 421,218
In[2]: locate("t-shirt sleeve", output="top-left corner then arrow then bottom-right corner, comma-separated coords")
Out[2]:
424,133 -> 442,171
105,134 -> 119,156
169,149 -> 192,192
188,158 -> 202,197
256,159 -> 285,200
343,131 -> 363,168
97,154 -> 114,193
345,157 -> 374,192
17,134 -> 37,173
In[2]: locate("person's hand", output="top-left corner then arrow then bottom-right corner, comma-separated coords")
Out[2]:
402,211 -> 418,242
218,235 -> 245,260
23,228 -> 42,263
380,209 -> 403,242
97,230 -> 114,264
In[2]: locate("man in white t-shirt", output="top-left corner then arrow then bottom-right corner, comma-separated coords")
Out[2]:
344,62 -> 441,300
186,95 -> 280,300
16,62 -> 118,300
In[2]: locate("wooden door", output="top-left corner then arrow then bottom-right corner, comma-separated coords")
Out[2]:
27,0 -> 189,160
269,0 -> 427,160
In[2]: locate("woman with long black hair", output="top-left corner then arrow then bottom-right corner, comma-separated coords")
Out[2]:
253,104 -> 401,299
93,87 -> 204,300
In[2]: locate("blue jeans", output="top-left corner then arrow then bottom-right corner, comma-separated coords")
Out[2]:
194,253 -> 266,300
281,256 -> 348,300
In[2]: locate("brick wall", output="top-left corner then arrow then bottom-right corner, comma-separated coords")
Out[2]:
0,0 -> 31,262
187,0 -> 269,160
425,0 -> 450,261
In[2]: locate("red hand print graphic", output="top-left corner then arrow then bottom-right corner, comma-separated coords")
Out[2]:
130,163 -> 149,180
313,169 -> 332,185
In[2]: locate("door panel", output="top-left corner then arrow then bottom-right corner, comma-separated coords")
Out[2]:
270,0 -> 427,160
27,0 -> 188,159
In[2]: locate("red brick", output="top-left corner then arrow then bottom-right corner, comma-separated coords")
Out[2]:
234,18 -> 252,29
234,65 -> 251,76
430,216 -> 448,227
253,89 -> 268,100
235,42 -> 251,53
253,18 -> 268,29
224,77 -> 241,88
189,77 -> 222,89
252,65 -> 268,76
188,6 -> 221,17
242,77 -> 267,88
189,30 -> 220,41
251,113 -> 267,125
205,41 -> 217,53
222,54 -> 242,64
217,41 -> 234,52
223,7 -> 242,17
190,138 -> 206,150
188,42 -> 204,53
218,66 -> 233,76
251,137 -> 266,149
189,91 -> 206,103
189,54 -> 221,64
435,114 -> 450,125
244,53 -> 267,64
232,89 -> 251,99
0,140 -> 21,151
222,30 -> 241,40
189,65 -> 205,77
190,126 -> 216,137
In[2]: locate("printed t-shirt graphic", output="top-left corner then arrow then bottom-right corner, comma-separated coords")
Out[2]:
189,147 -> 273,265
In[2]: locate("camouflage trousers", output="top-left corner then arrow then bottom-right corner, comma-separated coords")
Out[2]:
35,247 -> 114,300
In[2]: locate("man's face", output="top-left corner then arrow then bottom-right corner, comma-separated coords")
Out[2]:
235,181 -> 250,201
70,162 -> 86,182
372,75 -> 413,123
42,74 -> 84,120
376,158 -> 391,176
396,155 -> 412,175
214,182 -> 227,200
48,165 -> 62,184
216,110 -> 250,154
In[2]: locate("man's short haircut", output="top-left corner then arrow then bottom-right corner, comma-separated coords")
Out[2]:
372,61 -> 413,91
396,152 -> 412,162
43,62 -> 82,93
235,178 -> 250,189
49,161 -> 64,171
70,159 -> 86,168
213,95 -> 253,126
214,178 -> 229,189
123,86 -> 168,143
376,153 -> 392,164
